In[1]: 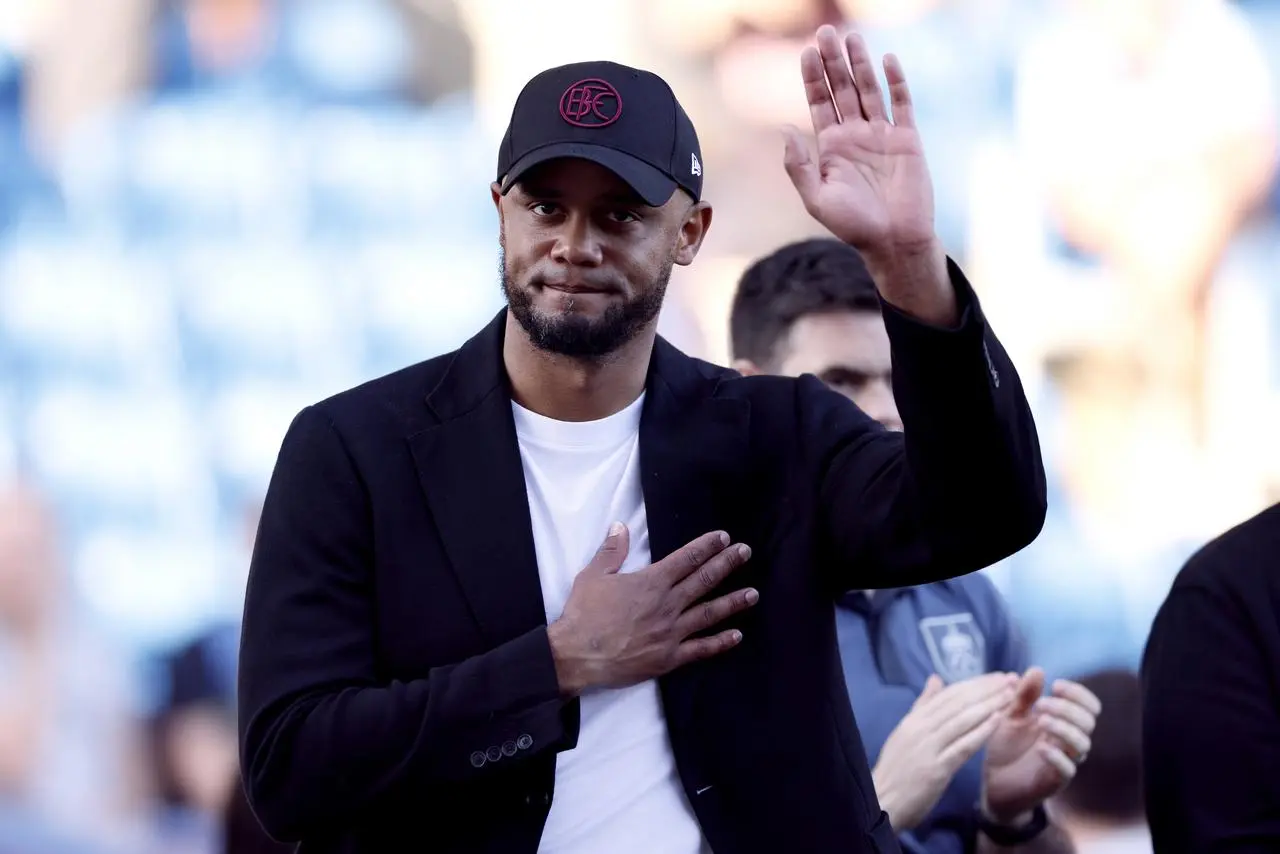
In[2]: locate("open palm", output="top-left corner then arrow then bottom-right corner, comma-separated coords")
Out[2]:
784,26 -> 935,253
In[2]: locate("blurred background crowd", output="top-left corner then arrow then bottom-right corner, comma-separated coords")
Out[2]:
0,0 -> 1276,851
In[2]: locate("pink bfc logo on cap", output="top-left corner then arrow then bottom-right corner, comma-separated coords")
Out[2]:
559,78 -> 622,128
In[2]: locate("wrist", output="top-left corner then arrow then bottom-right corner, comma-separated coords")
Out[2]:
546,621 -> 589,697
979,790 -> 1034,828
976,799 -> 1049,846
871,768 -> 914,831
878,793 -> 913,832
982,805 -> 1035,829
859,238 -> 956,327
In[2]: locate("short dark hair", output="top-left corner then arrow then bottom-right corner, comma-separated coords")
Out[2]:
729,238 -> 881,368
1056,669 -> 1144,823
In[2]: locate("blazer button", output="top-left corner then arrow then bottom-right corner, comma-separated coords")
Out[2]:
516,734 -> 533,750
486,746 -> 503,763
470,751 -> 486,768
502,740 -> 518,757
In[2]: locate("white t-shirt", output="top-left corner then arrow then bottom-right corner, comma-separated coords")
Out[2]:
512,393 -> 711,854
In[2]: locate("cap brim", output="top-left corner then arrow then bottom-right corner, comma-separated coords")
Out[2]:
500,143 -> 678,208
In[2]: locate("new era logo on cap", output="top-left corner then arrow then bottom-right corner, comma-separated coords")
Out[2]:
496,61 -> 704,207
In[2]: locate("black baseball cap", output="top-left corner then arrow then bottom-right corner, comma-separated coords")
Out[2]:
496,60 -> 703,207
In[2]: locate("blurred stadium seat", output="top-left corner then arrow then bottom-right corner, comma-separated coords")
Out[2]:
169,239 -> 359,387
352,237 -> 505,376
72,522 -> 225,651
58,97 -> 308,240
201,378 -> 336,516
20,383 -> 217,529
0,235 -> 181,390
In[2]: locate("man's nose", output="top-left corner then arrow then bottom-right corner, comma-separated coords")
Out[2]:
550,213 -> 604,266
862,380 -> 902,432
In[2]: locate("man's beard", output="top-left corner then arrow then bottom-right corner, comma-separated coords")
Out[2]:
500,246 -> 671,360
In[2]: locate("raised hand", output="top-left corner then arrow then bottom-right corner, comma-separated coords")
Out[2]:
784,25 -> 954,325
784,25 -> 934,256
872,672 -> 1017,831
547,525 -> 758,695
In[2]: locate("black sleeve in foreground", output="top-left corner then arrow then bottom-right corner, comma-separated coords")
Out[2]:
1142,585 -> 1280,853
237,406 -> 573,842
808,259 -> 1047,591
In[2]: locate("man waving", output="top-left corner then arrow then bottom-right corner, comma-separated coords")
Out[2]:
238,25 -> 1047,854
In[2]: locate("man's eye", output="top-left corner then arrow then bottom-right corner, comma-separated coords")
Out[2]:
608,210 -> 639,223
531,202 -> 559,216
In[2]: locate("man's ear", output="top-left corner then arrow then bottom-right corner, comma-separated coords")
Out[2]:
491,182 -> 508,232
732,358 -> 762,377
674,201 -> 713,266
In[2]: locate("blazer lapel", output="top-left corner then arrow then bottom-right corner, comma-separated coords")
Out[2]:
407,311 -> 548,647
640,343 -> 751,565
641,339 -> 751,763
405,322 -> 752,691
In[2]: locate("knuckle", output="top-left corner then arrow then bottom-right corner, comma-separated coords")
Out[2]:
697,565 -> 717,591
682,544 -> 703,568
701,602 -> 716,628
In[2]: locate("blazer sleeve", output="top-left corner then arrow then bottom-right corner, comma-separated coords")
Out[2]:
238,406 -> 572,842
803,259 -> 1047,591
1142,584 -> 1280,852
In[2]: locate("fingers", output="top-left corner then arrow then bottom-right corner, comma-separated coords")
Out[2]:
882,54 -> 915,129
674,627 -> 744,668
1008,667 -> 1045,718
934,684 -> 1015,744
816,25 -> 864,122
583,522 -> 630,574
919,672 -> 1017,724
657,530 -> 732,585
671,541 -> 753,607
914,674 -> 944,705
782,126 -> 820,210
1033,696 -> 1097,735
675,586 -> 759,638
800,25 -> 907,132
1052,679 -> 1103,718
1038,715 -> 1092,760
1035,740 -> 1078,782
800,45 -> 840,135
938,709 -> 1001,769
843,30 -> 886,122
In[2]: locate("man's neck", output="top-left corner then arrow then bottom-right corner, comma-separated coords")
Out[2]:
502,313 -> 655,422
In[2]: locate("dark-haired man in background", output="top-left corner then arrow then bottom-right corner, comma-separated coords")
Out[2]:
730,238 -> 1099,853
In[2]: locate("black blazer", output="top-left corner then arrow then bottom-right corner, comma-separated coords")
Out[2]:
1142,502 -> 1280,852
238,265 -> 1047,853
